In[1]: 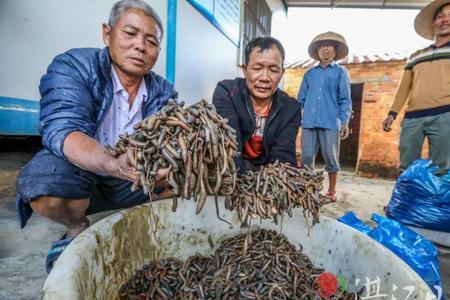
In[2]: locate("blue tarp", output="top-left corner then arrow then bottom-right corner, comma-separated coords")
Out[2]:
386,159 -> 450,233
339,212 -> 443,299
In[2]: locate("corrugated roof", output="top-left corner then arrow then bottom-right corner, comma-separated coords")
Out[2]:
285,51 -> 409,68
284,0 -> 431,9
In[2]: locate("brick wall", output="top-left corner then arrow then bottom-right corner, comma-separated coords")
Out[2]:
284,60 -> 428,178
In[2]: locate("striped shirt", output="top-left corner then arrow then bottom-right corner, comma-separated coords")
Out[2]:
389,42 -> 450,119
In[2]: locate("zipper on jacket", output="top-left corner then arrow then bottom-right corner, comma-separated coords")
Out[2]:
96,49 -> 115,128
245,94 -> 256,131
97,81 -> 114,128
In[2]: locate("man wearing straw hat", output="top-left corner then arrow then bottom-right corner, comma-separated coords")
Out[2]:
382,0 -> 450,173
298,32 -> 351,202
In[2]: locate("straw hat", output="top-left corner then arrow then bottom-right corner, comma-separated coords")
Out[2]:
308,31 -> 349,61
414,0 -> 450,40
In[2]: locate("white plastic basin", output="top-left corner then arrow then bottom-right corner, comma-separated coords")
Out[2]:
43,196 -> 435,299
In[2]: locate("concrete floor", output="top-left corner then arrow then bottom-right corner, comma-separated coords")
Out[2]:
0,145 -> 448,299
0,150 -> 61,300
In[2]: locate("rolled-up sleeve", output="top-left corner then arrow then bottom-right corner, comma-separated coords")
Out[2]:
338,68 -> 352,125
297,74 -> 309,109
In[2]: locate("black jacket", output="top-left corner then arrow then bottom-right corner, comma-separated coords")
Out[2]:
213,78 -> 302,172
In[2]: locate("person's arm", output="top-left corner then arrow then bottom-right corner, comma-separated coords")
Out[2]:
337,68 -> 352,139
63,132 -> 169,182
39,51 -> 165,182
389,69 -> 413,118
212,81 -> 244,172
63,131 -> 137,181
269,105 -> 302,167
382,69 -> 413,131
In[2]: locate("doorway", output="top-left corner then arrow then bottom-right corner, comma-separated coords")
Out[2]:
339,83 -> 363,168
312,83 -> 363,170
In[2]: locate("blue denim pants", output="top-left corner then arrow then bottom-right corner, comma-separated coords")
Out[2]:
15,149 -> 150,228
301,128 -> 340,173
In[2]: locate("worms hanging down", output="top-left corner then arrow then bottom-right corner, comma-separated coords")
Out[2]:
107,99 -> 239,214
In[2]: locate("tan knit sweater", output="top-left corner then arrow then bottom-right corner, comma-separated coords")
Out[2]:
390,42 -> 450,118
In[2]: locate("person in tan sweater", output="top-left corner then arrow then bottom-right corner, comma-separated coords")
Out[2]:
383,0 -> 450,172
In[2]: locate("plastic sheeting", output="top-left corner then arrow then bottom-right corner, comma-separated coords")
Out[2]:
42,199 -> 435,299
386,159 -> 450,233
339,211 -> 443,299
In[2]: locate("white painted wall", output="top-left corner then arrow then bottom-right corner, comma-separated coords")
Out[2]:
266,0 -> 287,13
174,0 -> 287,104
269,3 -> 289,89
174,1 -> 242,104
0,0 -> 167,101
0,0 -> 287,103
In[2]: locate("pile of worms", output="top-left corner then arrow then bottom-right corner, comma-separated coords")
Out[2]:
110,102 -> 360,299
107,99 -> 238,214
226,162 -> 325,227
108,100 -> 325,227
118,229 -> 361,300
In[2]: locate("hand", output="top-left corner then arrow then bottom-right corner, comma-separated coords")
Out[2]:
109,152 -> 138,182
340,124 -> 350,140
153,168 -> 179,200
152,188 -> 179,200
382,115 -> 395,132
155,168 -> 170,183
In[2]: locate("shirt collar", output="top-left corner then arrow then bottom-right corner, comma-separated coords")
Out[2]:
430,41 -> 450,49
111,65 -> 148,102
314,60 -> 337,69
138,77 -> 148,102
111,65 -> 124,94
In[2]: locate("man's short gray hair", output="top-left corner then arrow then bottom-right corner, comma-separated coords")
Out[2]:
109,0 -> 164,40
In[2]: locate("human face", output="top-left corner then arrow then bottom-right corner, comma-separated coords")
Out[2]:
433,4 -> 450,38
103,8 -> 161,79
318,42 -> 336,62
242,46 -> 284,104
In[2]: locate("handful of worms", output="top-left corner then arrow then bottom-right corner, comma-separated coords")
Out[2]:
107,99 -> 239,214
118,229 -> 361,300
226,162 -> 325,228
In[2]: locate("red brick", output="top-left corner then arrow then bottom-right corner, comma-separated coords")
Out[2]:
285,60 -> 409,178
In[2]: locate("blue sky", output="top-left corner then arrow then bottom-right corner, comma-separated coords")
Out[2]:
272,7 -> 431,62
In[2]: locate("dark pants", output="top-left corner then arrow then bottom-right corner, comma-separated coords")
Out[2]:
399,112 -> 450,172
16,149 -> 149,228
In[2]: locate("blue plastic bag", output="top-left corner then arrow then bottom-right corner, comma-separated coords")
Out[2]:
386,159 -> 450,233
338,211 -> 443,299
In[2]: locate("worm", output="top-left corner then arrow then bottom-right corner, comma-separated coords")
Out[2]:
164,143 -> 181,160
161,148 -> 179,171
177,133 -> 187,163
228,162 -> 325,228
165,119 -> 190,131
213,161 -> 222,194
145,115 -> 158,130
196,165 -> 207,215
